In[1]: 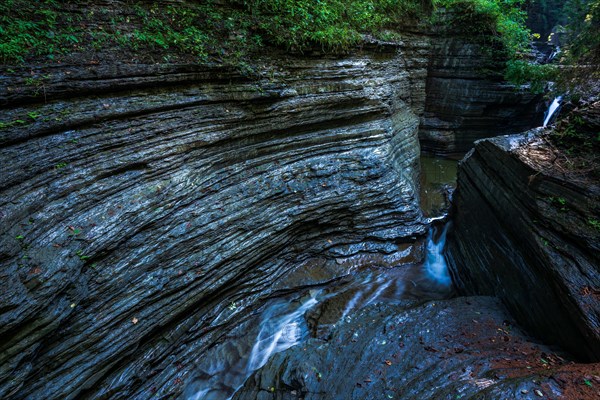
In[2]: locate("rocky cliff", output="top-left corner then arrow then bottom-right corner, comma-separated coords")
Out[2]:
420,37 -> 544,155
447,131 -> 600,362
0,43 -> 433,398
0,8 -> 548,399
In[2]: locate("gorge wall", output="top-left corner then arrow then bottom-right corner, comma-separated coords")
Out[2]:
420,37 -> 544,155
0,46 -> 431,399
0,12 -> 545,400
447,131 -> 600,362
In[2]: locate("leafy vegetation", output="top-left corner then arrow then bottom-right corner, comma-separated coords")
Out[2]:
433,0 -> 530,58
243,0 -> 429,50
588,218 -> 600,231
545,102 -> 600,180
0,0 -> 529,65
431,0 -> 558,90
0,0 -> 85,63
0,0 -> 432,65
0,0 -> 595,95
559,0 -> 600,91
504,59 -> 556,93
433,0 -> 598,92
521,0 -> 600,93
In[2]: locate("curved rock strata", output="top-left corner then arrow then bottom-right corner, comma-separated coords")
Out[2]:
0,11 -> 547,400
447,133 -> 600,362
0,48 -> 429,399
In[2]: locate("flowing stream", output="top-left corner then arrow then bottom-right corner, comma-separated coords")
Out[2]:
186,93 -> 568,400
186,154 -> 457,400
424,223 -> 452,286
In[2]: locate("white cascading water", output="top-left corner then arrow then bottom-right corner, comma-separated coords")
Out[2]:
246,295 -> 318,372
189,224 -> 454,399
187,294 -> 319,400
548,46 -> 560,62
543,96 -> 563,127
423,223 -> 452,286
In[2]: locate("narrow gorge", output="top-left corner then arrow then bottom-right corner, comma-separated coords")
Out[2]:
0,1 -> 598,399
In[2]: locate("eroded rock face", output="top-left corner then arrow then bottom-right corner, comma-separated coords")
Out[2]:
447,133 -> 600,362
234,297 -> 599,400
420,38 -> 544,155
0,18 -> 546,400
0,47 -> 430,399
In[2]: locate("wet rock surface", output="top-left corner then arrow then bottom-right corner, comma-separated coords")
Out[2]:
447,133 -> 600,362
234,296 -> 600,400
183,260 -> 454,400
0,47 -> 431,399
0,9 -> 548,400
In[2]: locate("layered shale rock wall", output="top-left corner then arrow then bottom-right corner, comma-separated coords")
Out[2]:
420,38 -> 544,155
0,46 -> 431,399
447,133 -> 600,362
0,15 -> 543,400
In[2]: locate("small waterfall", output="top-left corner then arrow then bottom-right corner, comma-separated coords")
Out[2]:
548,46 -> 560,62
423,223 -> 452,286
246,296 -> 318,372
188,224 -> 455,400
543,96 -> 562,127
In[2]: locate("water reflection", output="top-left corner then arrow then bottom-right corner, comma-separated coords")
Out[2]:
420,154 -> 458,217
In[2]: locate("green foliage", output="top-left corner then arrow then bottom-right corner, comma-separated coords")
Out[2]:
0,0 -> 431,64
547,104 -> 600,179
0,119 -> 27,129
505,60 -> 557,93
129,4 -> 220,61
433,0 -> 530,56
0,0 -> 253,64
559,0 -> 600,90
588,218 -> 600,231
75,249 -> 91,261
432,1 -> 554,88
552,112 -> 599,152
547,196 -> 569,211
564,0 -> 600,58
526,0 -> 566,36
242,0 -> 429,51
0,0 -> 82,63
526,1 -> 600,93
0,0 -> 558,90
